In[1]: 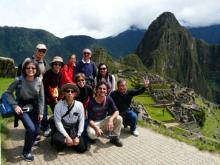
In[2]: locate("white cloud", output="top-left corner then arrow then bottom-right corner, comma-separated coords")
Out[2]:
0,0 -> 220,38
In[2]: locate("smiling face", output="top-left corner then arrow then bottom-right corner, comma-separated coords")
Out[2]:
83,49 -> 91,62
96,83 -> 107,97
99,64 -> 107,76
76,77 -> 86,88
25,63 -> 37,78
68,54 -> 77,66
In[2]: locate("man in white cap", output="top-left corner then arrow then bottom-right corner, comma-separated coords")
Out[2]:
76,48 -> 97,88
17,43 -> 48,76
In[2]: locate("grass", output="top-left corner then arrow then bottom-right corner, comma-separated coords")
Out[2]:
126,77 -> 175,122
134,94 -> 174,121
0,77 -> 14,165
201,107 -> 220,138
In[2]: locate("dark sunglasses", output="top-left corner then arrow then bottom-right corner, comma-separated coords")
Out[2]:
99,67 -> 107,70
53,63 -> 62,66
83,52 -> 90,55
26,67 -> 36,70
65,89 -> 75,93
77,79 -> 85,82
38,49 -> 46,53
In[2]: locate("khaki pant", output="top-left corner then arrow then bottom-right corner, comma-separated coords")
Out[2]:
87,115 -> 123,140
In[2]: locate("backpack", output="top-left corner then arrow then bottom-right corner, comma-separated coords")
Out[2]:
0,93 -> 14,117
0,78 -> 22,118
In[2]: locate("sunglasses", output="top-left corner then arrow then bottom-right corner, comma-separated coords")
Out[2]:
77,79 -> 85,82
54,63 -> 62,66
83,52 -> 90,55
38,49 -> 46,53
65,89 -> 75,93
99,67 -> 107,70
26,67 -> 36,70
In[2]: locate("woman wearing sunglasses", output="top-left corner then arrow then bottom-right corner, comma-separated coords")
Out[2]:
75,73 -> 93,110
41,56 -> 64,137
95,63 -> 115,94
5,59 -> 44,161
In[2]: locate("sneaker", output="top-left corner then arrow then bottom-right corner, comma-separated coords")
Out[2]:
110,137 -> 123,147
43,129 -> 51,137
22,153 -> 34,162
132,130 -> 139,137
33,140 -> 40,146
33,135 -> 41,146
36,135 -> 41,141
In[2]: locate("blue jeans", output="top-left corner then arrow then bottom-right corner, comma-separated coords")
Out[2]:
19,112 -> 39,154
124,110 -> 138,132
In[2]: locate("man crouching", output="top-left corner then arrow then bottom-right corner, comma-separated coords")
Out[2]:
52,83 -> 87,153
87,82 -> 123,147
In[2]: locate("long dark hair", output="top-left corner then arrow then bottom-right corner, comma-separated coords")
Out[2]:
21,59 -> 40,78
97,63 -> 109,82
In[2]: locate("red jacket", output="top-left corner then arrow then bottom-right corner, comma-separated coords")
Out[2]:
60,63 -> 76,86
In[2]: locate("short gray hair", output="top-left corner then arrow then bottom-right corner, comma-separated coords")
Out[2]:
117,79 -> 126,86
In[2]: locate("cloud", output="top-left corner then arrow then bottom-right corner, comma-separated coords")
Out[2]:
0,0 -> 220,38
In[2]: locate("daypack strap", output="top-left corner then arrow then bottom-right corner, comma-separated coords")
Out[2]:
61,101 -> 75,119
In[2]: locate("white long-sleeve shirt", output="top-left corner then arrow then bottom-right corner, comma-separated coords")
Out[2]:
54,100 -> 85,137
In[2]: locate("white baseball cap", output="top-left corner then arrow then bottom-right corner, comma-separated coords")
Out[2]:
36,43 -> 47,50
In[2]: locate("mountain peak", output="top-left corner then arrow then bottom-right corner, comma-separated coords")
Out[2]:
149,12 -> 180,31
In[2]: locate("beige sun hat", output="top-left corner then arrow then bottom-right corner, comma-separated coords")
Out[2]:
36,43 -> 47,50
50,56 -> 64,65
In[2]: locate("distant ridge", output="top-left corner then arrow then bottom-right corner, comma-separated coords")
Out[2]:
0,26 -> 145,65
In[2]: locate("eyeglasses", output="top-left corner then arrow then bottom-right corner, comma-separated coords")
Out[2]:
77,79 -> 85,82
83,52 -> 90,55
54,63 -> 62,66
38,49 -> 46,53
26,67 -> 36,70
65,89 -> 75,94
99,67 -> 107,70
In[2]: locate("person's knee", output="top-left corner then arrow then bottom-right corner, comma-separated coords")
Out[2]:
130,111 -> 137,120
26,125 -> 37,135
114,115 -> 123,125
87,126 -> 97,140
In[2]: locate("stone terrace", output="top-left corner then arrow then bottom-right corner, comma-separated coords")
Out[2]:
4,122 -> 220,165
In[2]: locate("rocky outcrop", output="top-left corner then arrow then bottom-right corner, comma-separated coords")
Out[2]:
0,56 -> 16,77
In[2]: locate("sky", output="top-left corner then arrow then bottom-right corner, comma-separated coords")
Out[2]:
0,0 -> 220,39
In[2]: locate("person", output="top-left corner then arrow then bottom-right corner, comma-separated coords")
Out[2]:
76,48 -> 97,87
5,59 -> 44,161
95,63 -> 115,94
52,83 -> 87,153
87,82 -> 123,147
60,54 -> 77,86
110,78 -> 149,136
41,56 -> 64,137
75,73 -> 93,110
17,43 -> 48,77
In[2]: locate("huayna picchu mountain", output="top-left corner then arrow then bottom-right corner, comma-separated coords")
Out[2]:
136,12 -> 220,103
